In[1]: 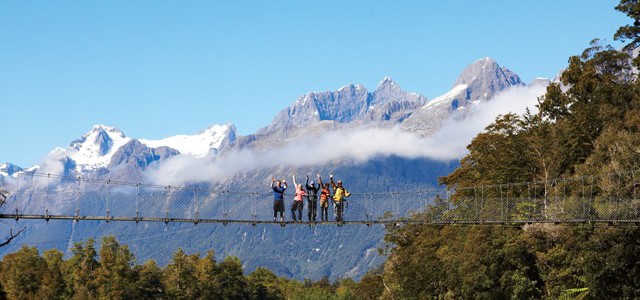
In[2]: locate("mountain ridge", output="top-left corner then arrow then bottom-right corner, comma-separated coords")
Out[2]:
0,56 -> 537,281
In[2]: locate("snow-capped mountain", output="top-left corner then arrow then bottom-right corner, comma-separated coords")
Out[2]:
402,57 -> 525,135
140,124 -> 236,158
67,125 -> 132,172
34,123 -> 237,175
258,77 -> 427,135
0,163 -> 22,177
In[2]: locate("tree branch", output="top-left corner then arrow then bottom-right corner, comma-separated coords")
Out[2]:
0,227 -> 25,248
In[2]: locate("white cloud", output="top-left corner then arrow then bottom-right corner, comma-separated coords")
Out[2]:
428,83 -> 547,159
144,84 -> 547,185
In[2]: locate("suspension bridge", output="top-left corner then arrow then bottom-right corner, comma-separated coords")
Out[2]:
2,171 -> 640,226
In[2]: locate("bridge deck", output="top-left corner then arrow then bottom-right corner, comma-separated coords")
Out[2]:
2,213 -> 640,226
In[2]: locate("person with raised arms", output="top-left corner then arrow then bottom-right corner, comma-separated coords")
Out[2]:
330,174 -> 351,223
291,175 -> 306,222
318,175 -> 331,222
271,178 -> 287,222
306,174 -> 320,222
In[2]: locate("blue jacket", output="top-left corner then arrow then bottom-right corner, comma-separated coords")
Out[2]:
271,182 -> 287,201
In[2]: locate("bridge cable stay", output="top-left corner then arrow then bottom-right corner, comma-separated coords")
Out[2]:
13,173 -> 20,218
74,177 -> 82,221
194,187 -> 200,224
135,183 -> 141,223
45,173 -> 50,222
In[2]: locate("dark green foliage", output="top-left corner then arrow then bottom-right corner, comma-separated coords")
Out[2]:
0,236 -> 380,300
133,260 -> 165,299
615,0 -> 640,66
0,246 -> 47,300
216,256 -> 249,300
349,270 -> 384,300
379,1 -> 640,298
162,249 -> 200,299
65,238 -> 99,297
247,267 -> 284,300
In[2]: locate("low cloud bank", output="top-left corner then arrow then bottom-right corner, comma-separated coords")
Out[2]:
429,83 -> 547,158
145,84 -> 548,185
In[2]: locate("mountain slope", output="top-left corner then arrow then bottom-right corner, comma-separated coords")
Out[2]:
67,125 -> 131,172
140,124 -> 236,158
258,77 -> 427,135
402,57 -> 525,136
0,163 -> 22,177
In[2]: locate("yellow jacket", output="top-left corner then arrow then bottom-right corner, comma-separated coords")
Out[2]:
331,177 -> 351,202
333,187 -> 350,202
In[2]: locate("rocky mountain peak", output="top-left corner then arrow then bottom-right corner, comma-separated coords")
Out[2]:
70,125 -> 127,154
376,76 -> 398,89
453,57 -> 523,100
402,57 -> 525,136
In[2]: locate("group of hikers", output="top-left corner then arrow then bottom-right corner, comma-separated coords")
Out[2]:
271,174 -> 350,223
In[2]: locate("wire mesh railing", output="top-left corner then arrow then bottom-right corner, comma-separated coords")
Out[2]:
3,171 -> 640,225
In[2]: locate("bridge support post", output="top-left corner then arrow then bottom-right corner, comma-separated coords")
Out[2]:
193,187 -> 200,225
74,176 -> 82,222
105,180 -> 111,224
223,190 -> 229,225
164,186 -> 171,225
45,173 -> 50,223
135,183 -> 141,224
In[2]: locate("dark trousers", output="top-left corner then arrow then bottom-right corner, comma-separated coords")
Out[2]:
335,201 -> 344,222
291,201 -> 303,221
307,197 -> 318,222
273,199 -> 284,219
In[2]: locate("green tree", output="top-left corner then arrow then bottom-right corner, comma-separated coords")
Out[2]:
64,239 -> 99,299
350,270 -> 384,300
38,249 -> 67,299
247,267 -> 284,300
93,236 -> 136,300
0,246 -> 47,300
615,0 -> 640,66
196,250 -> 222,299
216,256 -> 249,300
163,249 -> 200,299
133,260 -> 165,299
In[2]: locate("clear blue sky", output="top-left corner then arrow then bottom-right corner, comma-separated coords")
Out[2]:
0,0 -> 630,167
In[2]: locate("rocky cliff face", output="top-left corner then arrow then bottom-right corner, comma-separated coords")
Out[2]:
106,140 -> 180,182
453,57 -> 523,101
402,57 -> 525,136
258,77 -> 427,136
